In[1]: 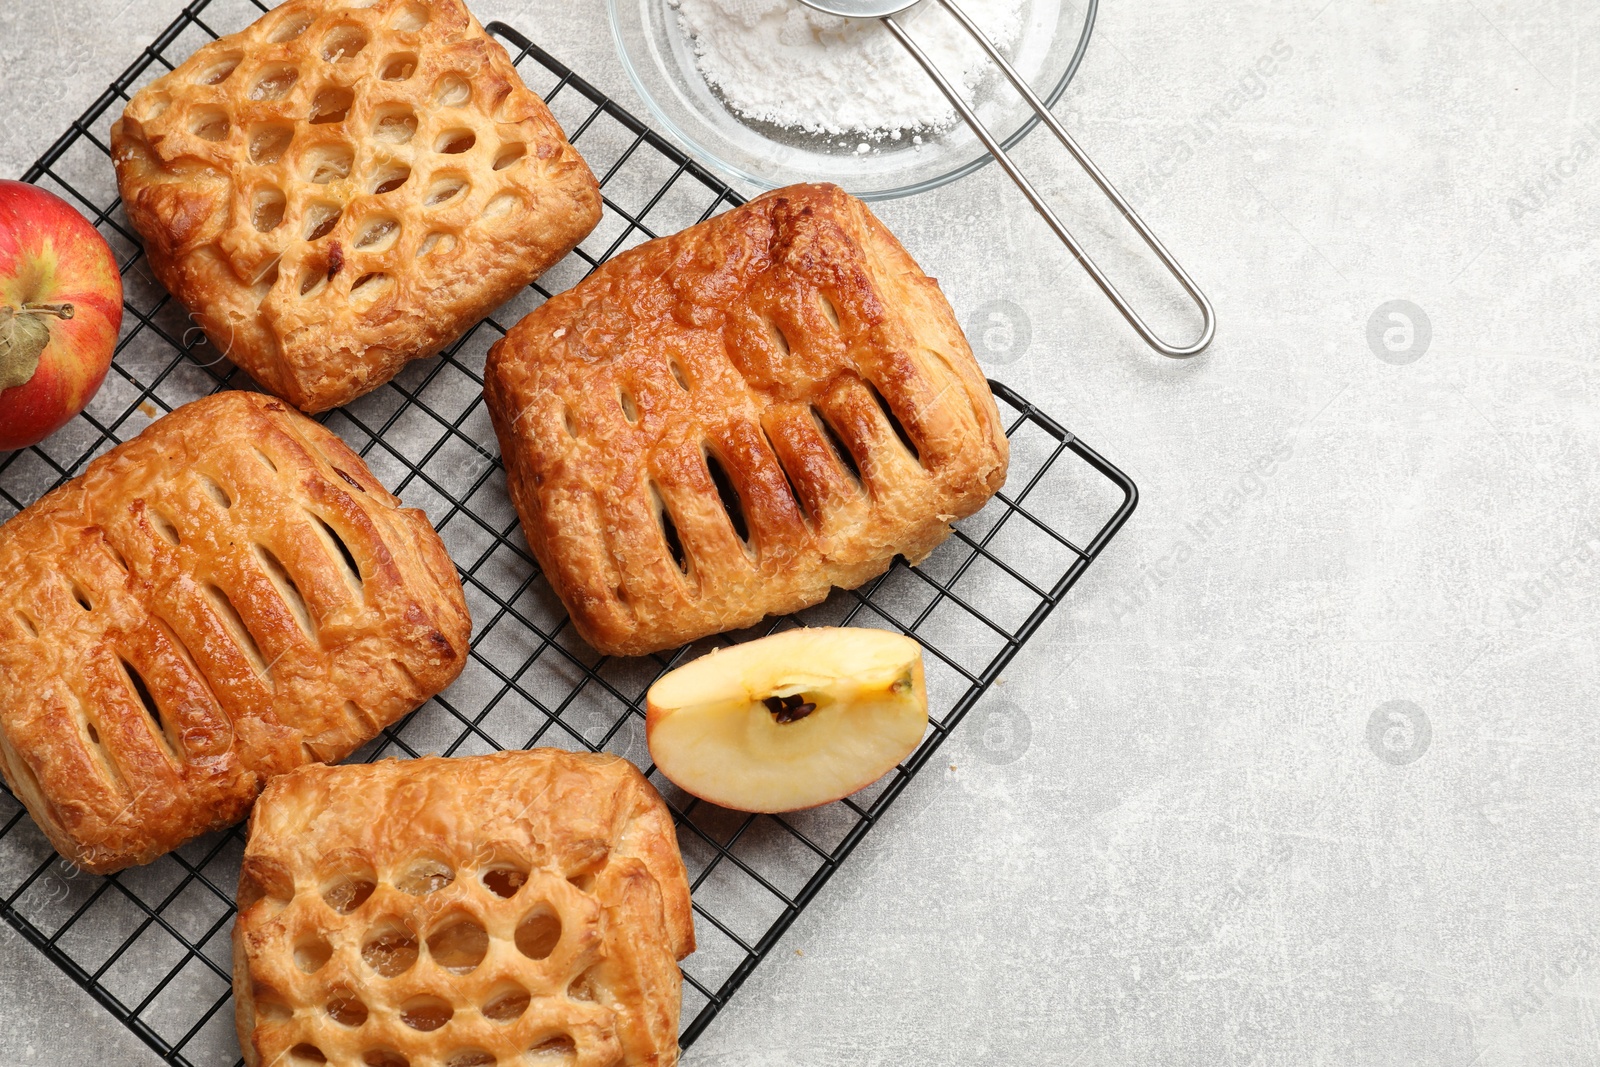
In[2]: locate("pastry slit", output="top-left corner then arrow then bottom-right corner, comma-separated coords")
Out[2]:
702,447 -> 752,549
865,379 -> 922,467
14,610 -> 39,639
254,544 -> 318,642
810,405 -> 862,487
649,482 -> 690,577
760,424 -> 810,524
119,658 -> 182,764
308,512 -> 364,596
197,472 -> 234,508
204,583 -> 276,689
68,579 -> 94,613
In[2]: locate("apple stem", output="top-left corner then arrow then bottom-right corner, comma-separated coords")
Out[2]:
17,302 -> 75,320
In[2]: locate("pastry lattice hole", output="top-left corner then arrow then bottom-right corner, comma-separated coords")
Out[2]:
326,989 -> 368,1027
322,24 -> 368,63
298,263 -> 329,299
373,106 -> 417,144
248,124 -> 294,164
196,54 -> 241,85
396,858 -> 454,895
481,986 -> 530,1022
363,1052 -> 410,1067
150,508 -> 181,545
190,108 -> 230,141
811,405 -> 862,487
481,866 -> 528,898
255,544 -> 317,640
399,995 -> 454,1031
323,872 -> 376,913
617,388 -> 640,424
269,11 -> 313,41
250,65 -> 300,101
764,317 -> 791,356
443,1052 -> 494,1067
427,916 -> 489,973
306,145 -> 354,184
354,216 -> 400,251
204,583 -> 274,685
416,231 -> 455,257
310,86 -> 354,125
434,74 -> 470,106
669,358 -> 691,390
252,186 -> 286,233
13,611 -> 38,639
307,513 -> 364,594
514,906 -> 562,961
762,425 -> 810,523
425,176 -> 469,207
492,142 -> 526,171
817,293 -> 842,329
371,163 -> 411,194
361,924 -> 419,977
350,271 -> 392,303
526,1036 -> 577,1065
379,52 -> 417,80
288,1045 -> 327,1065
436,129 -> 476,154
197,473 -> 232,508
254,257 -> 282,304
703,448 -> 751,545
304,203 -> 342,241
482,192 -> 519,220
865,380 -> 922,466
295,934 -> 334,974
391,2 -> 429,31
649,482 -> 690,576
254,984 -> 292,1022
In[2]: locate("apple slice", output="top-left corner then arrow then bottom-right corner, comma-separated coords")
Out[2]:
646,627 -> 928,812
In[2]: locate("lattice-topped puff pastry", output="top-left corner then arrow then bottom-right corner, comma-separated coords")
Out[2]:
484,183 -> 1009,657
0,392 -> 470,874
110,0 -> 601,414
233,749 -> 694,1067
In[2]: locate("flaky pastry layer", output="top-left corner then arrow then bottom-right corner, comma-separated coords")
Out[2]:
234,749 -> 693,1067
485,183 -> 1009,656
0,392 -> 470,873
111,0 -> 601,412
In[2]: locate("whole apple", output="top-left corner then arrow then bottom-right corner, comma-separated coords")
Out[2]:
0,180 -> 122,451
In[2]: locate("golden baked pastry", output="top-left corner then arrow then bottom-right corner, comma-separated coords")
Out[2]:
110,0 -> 601,413
233,749 -> 694,1067
0,392 -> 470,874
484,183 -> 1009,657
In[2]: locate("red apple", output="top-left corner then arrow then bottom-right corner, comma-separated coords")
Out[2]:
0,180 -> 122,451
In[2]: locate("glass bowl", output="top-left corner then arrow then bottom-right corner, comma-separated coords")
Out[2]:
607,0 -> 1094,200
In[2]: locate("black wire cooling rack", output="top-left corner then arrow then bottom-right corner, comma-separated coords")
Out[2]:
0,3 -> 1137,1063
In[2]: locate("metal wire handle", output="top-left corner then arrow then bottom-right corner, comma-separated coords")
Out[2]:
883,1 -> 1216,358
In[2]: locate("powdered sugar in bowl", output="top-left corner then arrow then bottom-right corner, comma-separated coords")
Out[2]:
608,0 -> 1092,199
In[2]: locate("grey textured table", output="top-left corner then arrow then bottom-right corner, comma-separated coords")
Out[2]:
4,1 -> 1599,1064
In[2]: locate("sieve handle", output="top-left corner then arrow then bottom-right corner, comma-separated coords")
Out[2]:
882,4 -> 1214,359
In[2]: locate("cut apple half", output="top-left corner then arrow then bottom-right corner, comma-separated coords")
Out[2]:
646,627 -> 928,812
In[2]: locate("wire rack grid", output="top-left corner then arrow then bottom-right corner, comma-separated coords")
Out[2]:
0,3 -> 1137,1064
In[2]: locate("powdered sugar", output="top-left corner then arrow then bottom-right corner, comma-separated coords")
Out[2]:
669,0 -> 1029,137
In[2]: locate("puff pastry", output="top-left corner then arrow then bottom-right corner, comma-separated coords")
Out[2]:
233,749 -> 693,1067
484,183 -> 1009,657
0,392 -> 470,874
111,0 -> 601,413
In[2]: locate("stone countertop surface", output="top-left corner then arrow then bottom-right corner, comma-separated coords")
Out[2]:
2,0 -> 1598,1064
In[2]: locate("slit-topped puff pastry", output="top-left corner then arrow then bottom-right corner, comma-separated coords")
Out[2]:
0,392 -> 470,874
110,0 -> 601,414
233,749 -> 694,1067
485,183 -> 1009,657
